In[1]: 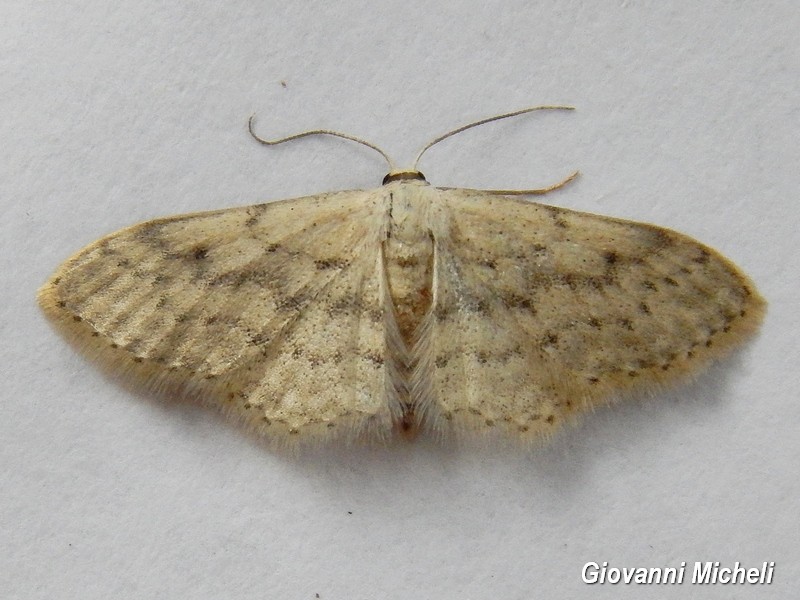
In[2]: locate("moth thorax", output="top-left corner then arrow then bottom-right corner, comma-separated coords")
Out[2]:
383,194 -> 434,344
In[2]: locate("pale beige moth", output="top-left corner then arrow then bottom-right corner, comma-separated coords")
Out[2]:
38,107 -> 765,445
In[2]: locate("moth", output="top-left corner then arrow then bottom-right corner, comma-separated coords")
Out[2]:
38,106 -> 765,445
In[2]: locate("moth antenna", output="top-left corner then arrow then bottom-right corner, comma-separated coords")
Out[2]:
411,105 -> 575,170
248,114 -> 398,171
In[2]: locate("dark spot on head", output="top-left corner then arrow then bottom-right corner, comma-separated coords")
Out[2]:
266,243 -> 280,253
687,350 -> 695,358
110,343 -> 118,349
117,258 -> 131,267
518,424 -> 529,432
192,247 -> 208,260
692,250 -> 710,264
603,251 -> 618,265
476,351 -> 489,364
72,315 -> 82,322
663,276 -> 679,286
133,357 -> 143,363
588,376 -> 600,384
481,258 -> 497,270
627,370 -> 638,377
639,302 -> 651,315
642,280 -> 657,291
484,419 -> 495,427
740,309 -> 747,317
705,339 -> 713,347
91,331 -> 99,337
57,300 -> 67,308
435,355 -> 449,368
588,317 -> 602,329
52,277 -> 61,284
619,318 -> 634,331
545,415 -> 555,424
327,422 -> 335,428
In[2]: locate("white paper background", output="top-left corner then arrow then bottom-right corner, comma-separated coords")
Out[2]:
2,2 -> 797,599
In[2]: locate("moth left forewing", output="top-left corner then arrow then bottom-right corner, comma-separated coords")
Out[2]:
39,189 -> 395,445
425,189 -> 765,440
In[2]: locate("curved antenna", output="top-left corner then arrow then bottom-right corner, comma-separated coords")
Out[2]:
248,114 -> 397,171
412,105 -> 575,169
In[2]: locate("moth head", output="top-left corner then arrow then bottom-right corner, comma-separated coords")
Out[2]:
381,170 -> 428,185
